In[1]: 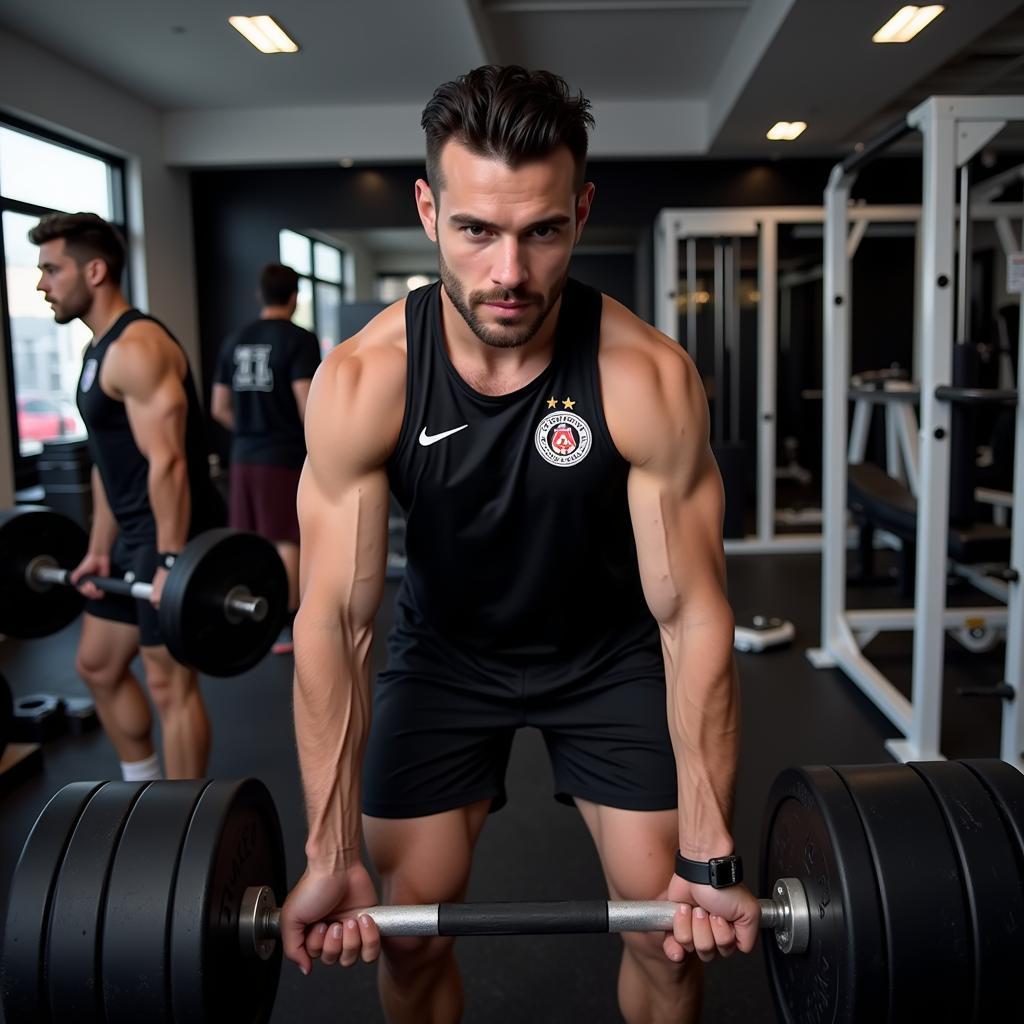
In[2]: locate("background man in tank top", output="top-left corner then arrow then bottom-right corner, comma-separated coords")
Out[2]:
31,212 -> 224,781
281,67 -> 760,1023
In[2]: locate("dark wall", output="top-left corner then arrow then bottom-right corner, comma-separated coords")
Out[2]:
190,156 -> 925,404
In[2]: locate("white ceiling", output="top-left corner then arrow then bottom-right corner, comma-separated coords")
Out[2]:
1,0 -> 1023,164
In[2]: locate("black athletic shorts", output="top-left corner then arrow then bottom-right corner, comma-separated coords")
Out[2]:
84,535 -> 163,648
362,603 -> 678,819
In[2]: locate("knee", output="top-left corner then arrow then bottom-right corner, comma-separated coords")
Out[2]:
381,934 -> 455,980
622,929 -> 694,981
75,650 -> 125,693
146,671 -> 192,715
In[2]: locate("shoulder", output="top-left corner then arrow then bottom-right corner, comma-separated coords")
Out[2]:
117,315 -> 176,353
597,295 -> 706,466
107,316 -> 184,388
306,300 -> 408,466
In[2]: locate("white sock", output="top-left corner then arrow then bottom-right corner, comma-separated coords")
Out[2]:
120,752 -> 162,781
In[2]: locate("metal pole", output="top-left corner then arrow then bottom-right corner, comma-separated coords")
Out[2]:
686,237 -> 698,359
1002,215 -> 1024,771
728,238 -> 741,444
758,220 -> 778,542
821,165 -> 854,655
902,101 -> 957,763
957,162 -> 972,344
713,240 -> 725,443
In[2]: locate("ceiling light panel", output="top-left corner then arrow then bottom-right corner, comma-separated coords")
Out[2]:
873,5 -> 944,44
229,15 -> 299,53
766,121 -> 807,141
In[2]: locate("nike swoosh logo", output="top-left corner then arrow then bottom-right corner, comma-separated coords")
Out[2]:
418,424 -> 469,447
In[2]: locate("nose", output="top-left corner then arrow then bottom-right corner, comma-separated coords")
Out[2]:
491,238 -> 527,292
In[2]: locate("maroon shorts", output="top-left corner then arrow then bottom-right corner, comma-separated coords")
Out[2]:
228,462 -> 301,544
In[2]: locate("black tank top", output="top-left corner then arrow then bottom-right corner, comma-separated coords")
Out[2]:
387,279 -> 658,658
76,309 -> 223,544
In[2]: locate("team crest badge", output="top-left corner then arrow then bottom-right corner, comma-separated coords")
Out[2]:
80,358 -> 98,393
534,411 -> 592,468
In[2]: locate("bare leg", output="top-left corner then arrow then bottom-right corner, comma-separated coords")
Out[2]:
139,646 -> 210,779
363,799 -> 491,1024
276,541 -> 300,612
76,614 -> 153,763
576,799 -> 703,1024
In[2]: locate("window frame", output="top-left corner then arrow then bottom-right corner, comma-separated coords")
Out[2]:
278,230 -> 346,350
0,113 -> 128,479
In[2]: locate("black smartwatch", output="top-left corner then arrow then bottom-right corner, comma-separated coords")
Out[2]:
157,551 -> 179,571
674,851 -> 744,889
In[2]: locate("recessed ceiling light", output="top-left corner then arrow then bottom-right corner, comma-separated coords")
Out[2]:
872,5 -> 944,44
767,121 -> 807,142
229,15 -> 299,53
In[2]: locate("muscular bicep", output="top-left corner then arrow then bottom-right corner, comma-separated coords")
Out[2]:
296,356 -> 398,633
618,344 -> 731,630
117,343 -> 188,463
629,447 -> 730,631
297,458 -> 389,633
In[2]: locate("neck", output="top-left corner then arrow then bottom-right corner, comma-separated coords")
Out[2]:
260,305 -> 293,320
83,291 -> 132,341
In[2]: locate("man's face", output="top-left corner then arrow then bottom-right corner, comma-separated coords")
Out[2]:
36,239 -> 94,325
416,142 -> 594,350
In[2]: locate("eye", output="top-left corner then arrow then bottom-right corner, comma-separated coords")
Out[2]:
532,225 -> 560,239
462,225 -> 490,239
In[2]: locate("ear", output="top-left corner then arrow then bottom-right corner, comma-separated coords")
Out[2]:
415,179 -> 439,242
82,257 -> 109,288
573,182 -> 596,245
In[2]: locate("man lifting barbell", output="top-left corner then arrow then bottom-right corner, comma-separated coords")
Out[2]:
30,213 -> 225,780
282,66 -> 760,1023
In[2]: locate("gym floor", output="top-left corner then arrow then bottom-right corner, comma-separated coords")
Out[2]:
0,551 -> 1007,1023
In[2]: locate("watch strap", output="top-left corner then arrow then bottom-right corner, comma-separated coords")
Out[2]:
674,851 -> 744,888
157,551 -> 179,571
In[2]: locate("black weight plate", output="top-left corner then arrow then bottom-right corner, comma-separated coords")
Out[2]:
160,530 -> 288,676
65,695 -> 100,735
170,778 -> 287,1024
836,764 -> 972,1023
910,761 -> 1024,1022
0,672 -> 12,760
45,782 -> 150,1023
0,781 -> 105,1023
12,693 -> 67,744
0,506 -> 87,638
761,765 -> 886,1024
102,780 -> 209,1024
961,759 -> 1024,866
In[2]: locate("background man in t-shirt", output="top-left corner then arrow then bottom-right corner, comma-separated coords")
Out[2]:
211,262 -> 321,653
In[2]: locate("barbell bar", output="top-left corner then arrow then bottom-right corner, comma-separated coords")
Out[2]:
27,557 -> 269,623
238,877 -> 810,956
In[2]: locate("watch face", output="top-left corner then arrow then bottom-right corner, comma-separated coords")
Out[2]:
709,856 -> 743,888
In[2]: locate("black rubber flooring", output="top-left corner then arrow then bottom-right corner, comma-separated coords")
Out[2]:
0,552 -> 1009,1023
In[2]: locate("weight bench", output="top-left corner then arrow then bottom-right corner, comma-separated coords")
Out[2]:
847,461 -> 1012,596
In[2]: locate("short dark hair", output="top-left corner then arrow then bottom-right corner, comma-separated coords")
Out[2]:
28,212 -> 125,285
421,65 -> 594,192
260,263 -> 299,305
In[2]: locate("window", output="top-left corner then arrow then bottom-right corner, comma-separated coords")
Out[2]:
278,230 -> 347,356
376,272 -> 438,305
1,118 -> 127,464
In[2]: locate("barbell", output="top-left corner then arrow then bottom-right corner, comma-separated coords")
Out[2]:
0,506 -> 288,676
2,757 -> 1021,1023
